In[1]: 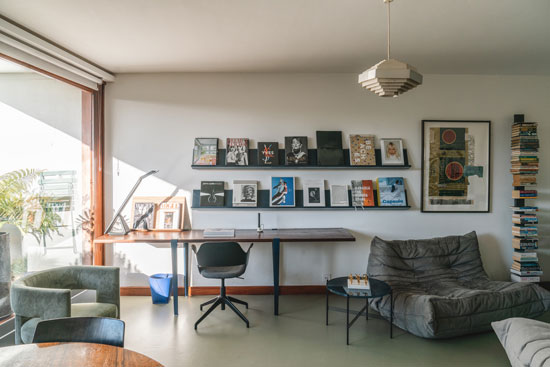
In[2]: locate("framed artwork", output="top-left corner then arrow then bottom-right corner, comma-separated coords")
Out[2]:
233,180 -> 257,207
303,179 -> 325,207
421,120 -> 491,213
380,138 -> 404,165
131,202 -> 156,230
270,176 -> 295,207
155,202 -> 182,230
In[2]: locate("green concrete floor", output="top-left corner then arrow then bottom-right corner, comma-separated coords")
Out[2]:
121,294 -> 519,367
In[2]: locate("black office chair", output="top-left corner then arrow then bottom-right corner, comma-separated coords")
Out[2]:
32,317 -> 125,347
192,242 -> 253,329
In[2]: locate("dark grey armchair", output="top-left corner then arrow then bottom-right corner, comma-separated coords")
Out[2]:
367,231 -> 550,339
10,265 -> 120,344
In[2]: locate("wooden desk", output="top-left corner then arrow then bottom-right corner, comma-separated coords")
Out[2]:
0,342 -> 163,367
95,228 -> 356,316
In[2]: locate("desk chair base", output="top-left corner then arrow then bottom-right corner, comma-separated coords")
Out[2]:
195,279 -> 249,329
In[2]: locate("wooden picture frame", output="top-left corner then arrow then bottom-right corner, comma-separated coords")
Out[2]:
421,120 -> 491,213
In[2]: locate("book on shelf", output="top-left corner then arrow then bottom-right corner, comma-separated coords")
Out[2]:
316,131 -> 344,166
329,184 -> 349,207
512,238 -> 538,250
510,206 -> 539,213
257,142 -> 279,166
511,274 -> 540,283
193,138 -> 218,165
351,180 -> 375,207
226,138 -> 249,166
512,254 -> 538,263
512,190 -> 538,199
349,134 -> 376,166
284,136 -> 308,165
511,268 -> 543,276
377,177 -> 406,207
203,228 -> 235,237
200,181 -> 225,207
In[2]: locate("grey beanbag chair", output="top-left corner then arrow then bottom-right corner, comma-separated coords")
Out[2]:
367,231 -> 550,339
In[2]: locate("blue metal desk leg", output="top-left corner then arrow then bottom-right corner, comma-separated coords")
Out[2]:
183,242 -> 189,297
272,238 -> 280,315
171,239 -> 178,316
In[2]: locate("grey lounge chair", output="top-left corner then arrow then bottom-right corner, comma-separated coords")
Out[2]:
10,265 -> 120,344
367,231 -> 550,339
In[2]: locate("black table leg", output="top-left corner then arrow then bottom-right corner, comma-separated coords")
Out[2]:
170,239 -> 178,316
366,297 -> 369,320
346,295 -> 350,345
390,290 -> 393,339
325,280 -> 329,325
183,242 -> 189,297
272,238 -> 280,315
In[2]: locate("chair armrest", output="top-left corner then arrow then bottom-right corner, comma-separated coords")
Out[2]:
10,283 -> 71,319
73,266 -> 120,316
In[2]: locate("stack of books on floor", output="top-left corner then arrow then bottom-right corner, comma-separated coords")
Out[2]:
510,115 -> 541,283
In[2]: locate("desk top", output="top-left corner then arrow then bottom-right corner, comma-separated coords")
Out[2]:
94,228 -> 355,244
0,342 -> 163,367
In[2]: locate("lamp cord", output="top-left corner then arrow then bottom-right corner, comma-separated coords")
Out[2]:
387,0 -> 391,60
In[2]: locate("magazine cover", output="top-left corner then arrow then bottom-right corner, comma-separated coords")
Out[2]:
200,181 -> 225,207
303,179 -> 325,207
377,177 -> 407,206
132,202 -> 156,229
284,137 -> 308,165
258,142 -> 279,165
270,177 -> 295,207
155,202 -> 182,230
233,180 -> 257,207
351,180 -> 375,207
192,138 -> 218,165
226,138 -> 249,165
349,135 -> 376,166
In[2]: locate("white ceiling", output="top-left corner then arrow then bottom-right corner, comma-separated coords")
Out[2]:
1,0 -> 549,74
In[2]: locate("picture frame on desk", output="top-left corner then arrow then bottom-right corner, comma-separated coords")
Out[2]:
421,120 -> 491,213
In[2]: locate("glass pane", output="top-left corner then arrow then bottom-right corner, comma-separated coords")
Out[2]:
0,58 -> 90,320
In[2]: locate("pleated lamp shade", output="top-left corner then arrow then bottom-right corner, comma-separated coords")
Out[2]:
358,59 -> 423,97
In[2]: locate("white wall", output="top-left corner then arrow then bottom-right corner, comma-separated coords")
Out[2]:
104,73 -> 550,287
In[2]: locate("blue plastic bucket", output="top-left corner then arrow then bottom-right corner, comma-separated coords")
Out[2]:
149,273 -> 173,304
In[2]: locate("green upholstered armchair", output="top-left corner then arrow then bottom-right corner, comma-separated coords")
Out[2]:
10,265 -> 120,344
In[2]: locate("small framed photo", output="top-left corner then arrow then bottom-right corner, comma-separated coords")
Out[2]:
232,180 -> 257,207
303,179 -> 325,207
330,184 -> 349,207
270,177 -> 295,207
131,202 -> 156,230
155,202 -> 182,230
380,138 -> 405,165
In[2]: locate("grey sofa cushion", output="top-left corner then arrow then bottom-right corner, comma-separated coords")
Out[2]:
492,318 -> 550,367
367,231 -> 550,339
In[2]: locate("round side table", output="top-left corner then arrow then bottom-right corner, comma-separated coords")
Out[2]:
326,276 -> 393,345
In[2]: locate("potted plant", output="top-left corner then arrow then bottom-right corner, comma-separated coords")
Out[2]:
0,169 -> 61,319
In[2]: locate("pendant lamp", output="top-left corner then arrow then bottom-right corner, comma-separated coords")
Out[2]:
358,0 -> 423,97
